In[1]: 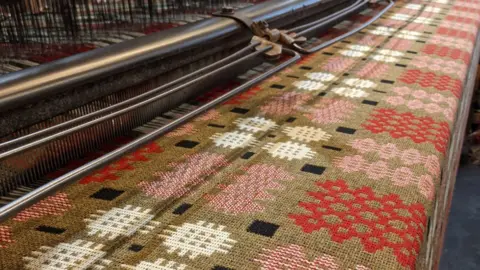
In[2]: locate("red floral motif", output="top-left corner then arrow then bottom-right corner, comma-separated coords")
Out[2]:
289,179 -> 426,269
422,44 -> 471,64
260,92 -> 312,116
399,69 -> 463,98
165,123 -> 197,138
208,164 -> 294,215
436,27 -> 476,42
357,35 -> 384,47
79,142 -> 162,184
0,226 -> 14,248
356,62 -> 389,79
453,5 -> 480,14
194,109 -> 220,122
256,244 -> 371,270
446,15 -> 480,25
384,38 -> 413,51
138,152 -> 228,199
304,98 -> 357,124
224,86 -> 262,105
362,109 -> 450,153
321,56 -> 356,73
13,193 -> 71,222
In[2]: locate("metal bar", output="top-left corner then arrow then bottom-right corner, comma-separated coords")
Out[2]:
0,0 -> 324,113
287,0 -> 365,33
0,45 -> 271,161
0,48 -> 300,222
0,42 -> 260,151
295,0 -> 369,37
293,0 -> 394,53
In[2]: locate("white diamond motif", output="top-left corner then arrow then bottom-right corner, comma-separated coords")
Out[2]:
85,205 -> 158,240
234,117 -> 277,133
292,80 -> 326,91
282,126 -> 332,143
160,221 -> 236,259
24,240 -> 106,270
263,141 -> 316,161
211,131 -> 258,149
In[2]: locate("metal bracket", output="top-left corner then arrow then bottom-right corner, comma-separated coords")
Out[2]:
213,7 -> 306,59
212,7 -> 254,32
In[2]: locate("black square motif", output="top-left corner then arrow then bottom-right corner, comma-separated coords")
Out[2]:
301,164 -> 326,175
241,152 -> 255,159
318,92 -> 327,96
175,140 -> 199,149
362,100 -> 378,106
322,145 -> 342,152
36,225 -> 65,234
336,127 -> 356,134
247,220 -> 279,237
173,203 -> 192,215
90,188 -> 124,201
129,244 -> 144,252
286,117 -> 296,123
380,79 -> 395,84
230,107 -> 250,114
208,124 -> 225,128
270,84 -> 285,89
212,266 -> 233,270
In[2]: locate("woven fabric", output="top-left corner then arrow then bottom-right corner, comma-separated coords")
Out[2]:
1,0 -> 479,269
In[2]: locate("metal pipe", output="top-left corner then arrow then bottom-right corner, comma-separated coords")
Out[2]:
287,0 -> 365,33
0,0 -> 324,113
0,42 -> 260,151
0,48 -> 300,222
0,45 -> 271,161
293,0 -> 394,53
295,0 -> 369,37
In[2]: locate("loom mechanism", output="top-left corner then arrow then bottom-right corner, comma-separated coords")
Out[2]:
0,0 -> 393,220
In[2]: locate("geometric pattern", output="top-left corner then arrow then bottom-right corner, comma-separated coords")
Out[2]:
121,258 -> 187,270
385,86 -> 458,121
263,141 -> 316,161
85,205 -> 159,240
347,138 -> 441,176
368,26 -> 424,40
256,244 -> 371,270
399,70 -> 462,99
304,98 -> 358,124
2,1 -> 478,269
210,131 -> 259,149
289,179 -> 427,268
139,153 -> 228,199
410,55 -> 467,79
160,221 -> 236,259
260,92 -> 312,116
234,117 -> 278,133
0,226 -> 14,248
362,108 -> 451,153
13,192 -> 71,222
23,240 -> 106,269
282,126 -> 331,142
333,154 -> 436,199
208,164 -> 294,215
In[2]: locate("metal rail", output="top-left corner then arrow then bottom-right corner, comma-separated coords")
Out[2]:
0,42 -> 260,151
0,44 -> 269,160
0,48 -> 300,221
0,0 -> 330,112
293,0 -> 394,53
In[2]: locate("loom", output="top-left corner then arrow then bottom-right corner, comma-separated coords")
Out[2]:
0,0 -> 393,220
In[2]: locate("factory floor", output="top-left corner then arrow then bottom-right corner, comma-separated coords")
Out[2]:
440,164 -> 480,270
